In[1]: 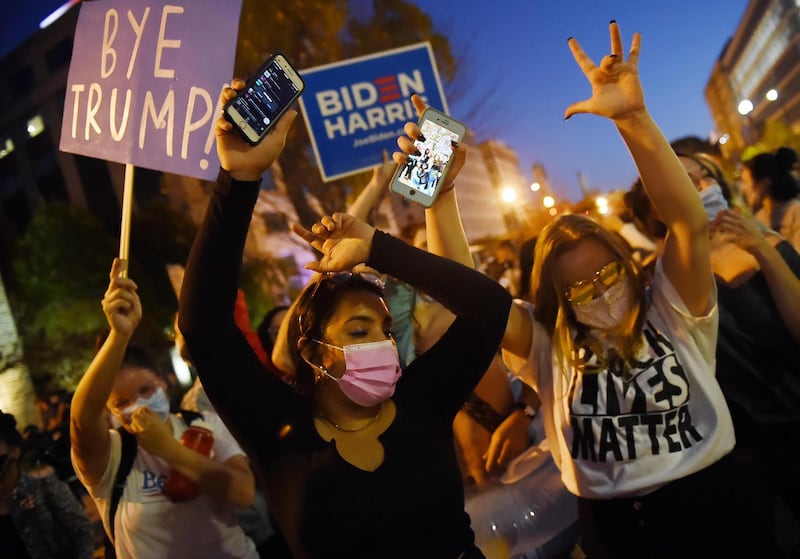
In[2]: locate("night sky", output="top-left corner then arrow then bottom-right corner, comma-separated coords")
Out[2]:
1,0 -> 749,201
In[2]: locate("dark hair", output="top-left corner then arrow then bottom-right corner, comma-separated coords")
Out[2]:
121,345 -> 163,379
256,305 -> 290,355
288,275 -> 385,396
0,411 -> 24,448
623,178 -> 668,241
744,148 -> 799,202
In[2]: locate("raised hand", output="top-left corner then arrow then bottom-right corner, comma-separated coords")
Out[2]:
393,94 -> 467,195
102,258 -> 142,338
564,21 -> 645,121
292,213 -> 376,273
372,149 -> 397,189
215,79 -> 297,181
712,208 -> 770,255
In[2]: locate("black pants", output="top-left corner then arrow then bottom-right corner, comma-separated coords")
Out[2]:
577,456 -> 776,559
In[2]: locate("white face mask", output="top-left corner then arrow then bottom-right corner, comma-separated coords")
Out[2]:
119,386 -> 171,423
699,182 -> 728,220
570,277 -> 634,330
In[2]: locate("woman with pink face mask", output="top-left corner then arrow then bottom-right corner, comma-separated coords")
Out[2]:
178,78 -> 511,558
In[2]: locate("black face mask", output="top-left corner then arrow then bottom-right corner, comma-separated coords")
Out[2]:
0,454 -> 16,478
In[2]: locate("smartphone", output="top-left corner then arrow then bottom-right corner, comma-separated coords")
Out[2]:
223,53 -> 305,145
390,108 -> 467,208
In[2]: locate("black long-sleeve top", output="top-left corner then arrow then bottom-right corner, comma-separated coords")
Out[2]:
179,170 -> 512,559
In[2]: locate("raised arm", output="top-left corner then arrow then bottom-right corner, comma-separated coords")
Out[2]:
178,80 -> 298,447
393,94 -> 472,267
348,151 -> 396,221
71,258 -> 141,484
566,21 -> 713,315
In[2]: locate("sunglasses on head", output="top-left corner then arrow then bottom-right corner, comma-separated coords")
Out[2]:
564,260 -> 625,306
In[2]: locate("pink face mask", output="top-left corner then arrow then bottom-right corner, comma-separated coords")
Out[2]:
311,339 -> 402,407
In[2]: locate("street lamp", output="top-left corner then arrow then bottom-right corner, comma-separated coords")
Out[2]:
765,89 -> 778,102
501,187 -> 518,203
737,99 -> 754,115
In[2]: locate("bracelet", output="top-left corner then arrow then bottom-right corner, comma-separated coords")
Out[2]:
462,392 -> 504,433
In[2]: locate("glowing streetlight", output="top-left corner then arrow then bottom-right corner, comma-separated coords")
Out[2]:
501,187 -> 517,203
718,133 -> 730,145
765,89 -> 778,102
530,181 -> 541,192
596,196 -> 609,215
737,99 -> 754,116
543,195 -> 555,209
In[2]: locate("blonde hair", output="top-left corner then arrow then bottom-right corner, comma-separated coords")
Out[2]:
530,214 -> 648,376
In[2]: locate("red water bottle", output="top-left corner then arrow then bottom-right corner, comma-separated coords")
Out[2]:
162,420 -> 214,502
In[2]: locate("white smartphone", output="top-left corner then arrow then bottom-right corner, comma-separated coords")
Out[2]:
223,53 -> 305,145
390,108 -> 467,208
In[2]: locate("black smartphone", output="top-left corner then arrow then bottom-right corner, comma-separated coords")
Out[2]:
223,53 -> 305,145
389,107 -> 467,208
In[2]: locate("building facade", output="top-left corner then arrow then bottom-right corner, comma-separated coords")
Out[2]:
705,0 -> 800,164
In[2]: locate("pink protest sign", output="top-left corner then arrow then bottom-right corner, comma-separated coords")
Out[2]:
59,0 -> 243,180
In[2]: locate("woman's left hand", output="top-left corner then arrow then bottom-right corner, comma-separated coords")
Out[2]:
393,94 -> 467,195
292,213 -> 376,272
564,21 -> 645,122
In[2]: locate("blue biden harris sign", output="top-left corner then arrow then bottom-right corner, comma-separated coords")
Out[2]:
299,43 -> 448,182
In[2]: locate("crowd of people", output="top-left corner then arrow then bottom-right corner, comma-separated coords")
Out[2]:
3,19 -> 799,559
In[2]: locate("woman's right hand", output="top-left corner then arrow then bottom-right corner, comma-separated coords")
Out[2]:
292,213 -> 376,273
102,258 -> 142,338
712,209 -> 770,256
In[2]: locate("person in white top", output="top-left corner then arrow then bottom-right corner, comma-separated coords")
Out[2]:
70,258 -> 258,559
408,21 -> 750,559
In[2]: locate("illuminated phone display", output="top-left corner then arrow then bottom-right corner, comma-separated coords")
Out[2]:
229,60 -> 301,137
394,118 -> 459,195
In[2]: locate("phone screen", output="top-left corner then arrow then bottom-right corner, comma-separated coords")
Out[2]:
229,58 -> 302,137
394,118 -> 459,195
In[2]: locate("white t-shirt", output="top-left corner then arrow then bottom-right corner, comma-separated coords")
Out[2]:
503,260 -> 735,498
73,412 -> 258,559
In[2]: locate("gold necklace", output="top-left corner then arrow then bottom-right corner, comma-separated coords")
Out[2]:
318,405 -> 382,432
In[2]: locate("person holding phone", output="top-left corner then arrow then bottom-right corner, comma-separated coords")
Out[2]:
178,79 -> 510,558
410,21 -> 757,558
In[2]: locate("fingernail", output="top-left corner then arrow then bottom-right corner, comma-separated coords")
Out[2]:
610,19 -> 617,24
564,115 -> 571,121
567,36 -> 573,42
414,148 -> 421,156
417,133 -> 426,142
451,140 -> 460,148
